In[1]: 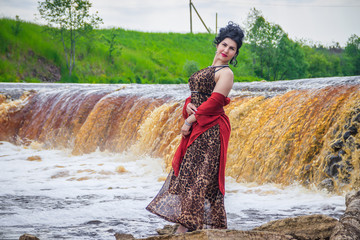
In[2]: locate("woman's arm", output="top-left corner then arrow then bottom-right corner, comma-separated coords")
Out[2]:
181,69 -> 233,137
213,69 -> 234,97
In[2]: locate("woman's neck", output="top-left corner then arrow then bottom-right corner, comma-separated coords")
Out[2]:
212,59 -> 228,66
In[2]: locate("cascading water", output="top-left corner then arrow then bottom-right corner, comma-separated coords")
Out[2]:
0,76 -> 359,239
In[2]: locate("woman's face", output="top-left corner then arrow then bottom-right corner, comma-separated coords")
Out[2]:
216,37 -> 237,63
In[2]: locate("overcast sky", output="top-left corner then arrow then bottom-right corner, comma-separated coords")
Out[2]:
1,0 -> 359,47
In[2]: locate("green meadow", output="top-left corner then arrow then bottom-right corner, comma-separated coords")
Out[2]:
0,17 -> 358,84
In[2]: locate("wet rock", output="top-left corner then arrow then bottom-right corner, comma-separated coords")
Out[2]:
330,164 -> 341,178
346,136 -> 356,152
156,224 -> 178,235
330,190 -> 360,239
343,131 -> 352,141
354,113 -> 360,123
86,220 -> 102,225
19,234 -> 40,240
343,125 -> 357,141
348,125 -> 358,134
139,229 -> 294,240
253,214 -> 338,240
328,155 -> 342,166
114,233 -> 135,240
319,178 -> 334,192
331,140 -> 344,150
339,149 -> 346,156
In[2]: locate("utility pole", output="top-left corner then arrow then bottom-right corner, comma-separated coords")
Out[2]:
216,12 -> 218,34
189,0 -> 193,33
189,0 -> 210,34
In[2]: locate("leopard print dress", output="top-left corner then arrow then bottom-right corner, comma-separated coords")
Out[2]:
146,66 -> 227,231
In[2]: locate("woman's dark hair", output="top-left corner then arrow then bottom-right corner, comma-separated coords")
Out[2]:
214,21 -> 244,66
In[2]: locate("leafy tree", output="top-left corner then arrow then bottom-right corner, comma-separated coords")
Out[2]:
344,34 -> 360,75
37,0 -> 103,76
274,35 -> 307,80
11,15 -> 22,36
102,28 -> 122,64
246,8 -> 312,81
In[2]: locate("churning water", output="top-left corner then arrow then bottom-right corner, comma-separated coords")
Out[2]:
0,141 -> 345,240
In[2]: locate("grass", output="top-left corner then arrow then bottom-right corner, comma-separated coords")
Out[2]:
0,17 -> 260,84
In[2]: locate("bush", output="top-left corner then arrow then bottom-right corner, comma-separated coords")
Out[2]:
183,60 -> 199,77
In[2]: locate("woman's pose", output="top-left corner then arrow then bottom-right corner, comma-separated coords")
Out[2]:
146,22 -> 244,234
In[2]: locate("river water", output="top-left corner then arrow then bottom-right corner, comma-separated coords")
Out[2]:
1,77 -> 359,239
0,141 -> 345,240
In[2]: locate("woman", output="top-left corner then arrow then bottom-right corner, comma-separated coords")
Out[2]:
146,22 -> 244,234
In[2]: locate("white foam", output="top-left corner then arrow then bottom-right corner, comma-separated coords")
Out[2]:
0,141 -> 345,239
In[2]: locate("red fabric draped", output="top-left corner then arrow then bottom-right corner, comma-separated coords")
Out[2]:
172,92 -> 231,195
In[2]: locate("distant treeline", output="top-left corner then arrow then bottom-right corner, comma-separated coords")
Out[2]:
0,15 -> 359,84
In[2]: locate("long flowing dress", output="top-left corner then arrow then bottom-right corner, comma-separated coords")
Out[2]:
146,66 -> 230,231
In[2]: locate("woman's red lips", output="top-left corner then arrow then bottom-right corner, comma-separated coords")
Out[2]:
221,53 -> 227,57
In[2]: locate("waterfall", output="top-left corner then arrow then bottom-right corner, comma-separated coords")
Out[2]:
1,76 -> 359,193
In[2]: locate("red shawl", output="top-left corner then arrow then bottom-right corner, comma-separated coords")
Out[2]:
172,92 -> 231,195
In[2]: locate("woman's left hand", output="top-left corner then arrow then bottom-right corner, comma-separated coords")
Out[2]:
181,124 -> 191,137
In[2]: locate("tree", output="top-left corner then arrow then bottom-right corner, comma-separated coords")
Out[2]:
37,0 -> 103,76
246,8 -> 309,81
344,34 -> 360,75
246,8 -> 285,80
102,28 -> 122,64
274,35 -> 307,80
11,15 -> 22,36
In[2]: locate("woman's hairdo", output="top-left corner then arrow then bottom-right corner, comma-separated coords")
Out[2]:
214,21 -> 245,66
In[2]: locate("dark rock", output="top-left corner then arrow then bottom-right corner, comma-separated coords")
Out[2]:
331,140 -> 344,150
319,178 -> 334,192
254,214 -> 338,240
339,149 -> 346,156
19,234 -> 40,240
348,125 -> 358,135
330,164 -> 341,178
345,161 -> 354,172
343,131 -> 352,141
346,136 -> 356,151
354,113 -> 360,123
114,233 -> 135,240
328,155 -> 342,166
86,220 -> 102,225
330,190 -> 360,239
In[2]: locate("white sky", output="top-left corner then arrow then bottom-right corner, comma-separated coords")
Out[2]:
1,0 -> 359,47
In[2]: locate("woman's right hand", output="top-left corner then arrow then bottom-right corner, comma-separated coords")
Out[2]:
186,103 -> 197,115
181,123 -> 191,137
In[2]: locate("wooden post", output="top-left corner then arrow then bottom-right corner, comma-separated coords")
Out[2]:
190,2 -> 210,34
216,12 -> 218,34
189,0 -> 193,33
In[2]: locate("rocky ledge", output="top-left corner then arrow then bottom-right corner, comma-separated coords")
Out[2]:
20,191 -> 360,240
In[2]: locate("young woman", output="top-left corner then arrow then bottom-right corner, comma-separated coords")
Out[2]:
146,22 -> 245,234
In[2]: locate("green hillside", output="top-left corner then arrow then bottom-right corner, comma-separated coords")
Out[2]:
0,17 -> 358,84
0,18 -> 256,84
